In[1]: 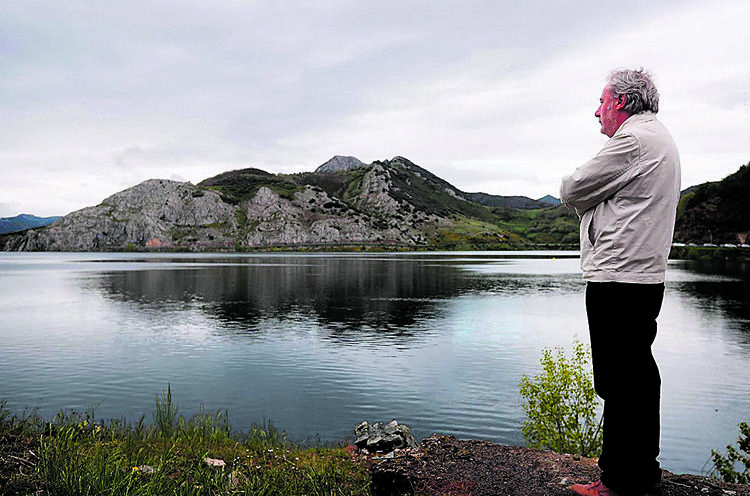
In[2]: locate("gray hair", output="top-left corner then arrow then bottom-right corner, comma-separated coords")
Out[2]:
606,68 -> 660,114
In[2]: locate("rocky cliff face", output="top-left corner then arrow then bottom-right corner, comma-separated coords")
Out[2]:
4,179 -> 239,251
315,155 -> 367,173
240,185 -> 423,247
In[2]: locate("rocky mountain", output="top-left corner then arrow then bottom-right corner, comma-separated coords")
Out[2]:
0,214 -> 61,234
6,156 -> 746,252
536,195 -> 562,207
3,180 -> 238,251
315,155 -> 367,173
6,156 -> 567,252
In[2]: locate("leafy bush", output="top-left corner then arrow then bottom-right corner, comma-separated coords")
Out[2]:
711,421 -> 750,484
519,338 -> 603,457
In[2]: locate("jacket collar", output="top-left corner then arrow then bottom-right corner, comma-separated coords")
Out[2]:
614,111 -> 657,137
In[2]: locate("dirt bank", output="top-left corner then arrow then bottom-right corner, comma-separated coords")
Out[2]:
369,435 -> 749,496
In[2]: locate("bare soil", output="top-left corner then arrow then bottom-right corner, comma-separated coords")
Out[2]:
369,435 -> 750,496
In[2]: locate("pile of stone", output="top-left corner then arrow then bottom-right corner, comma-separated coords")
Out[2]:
355,420 -> 419,456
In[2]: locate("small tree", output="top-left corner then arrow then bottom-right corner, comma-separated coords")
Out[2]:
519,338 -> 603,457
711,421 -> 750,484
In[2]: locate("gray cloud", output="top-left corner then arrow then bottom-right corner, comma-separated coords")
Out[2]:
1,0 -> 747,217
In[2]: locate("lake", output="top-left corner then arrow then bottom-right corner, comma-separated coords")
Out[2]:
1,251 -> 748,476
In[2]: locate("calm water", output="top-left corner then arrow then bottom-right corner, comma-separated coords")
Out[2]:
1,251 -> 748,475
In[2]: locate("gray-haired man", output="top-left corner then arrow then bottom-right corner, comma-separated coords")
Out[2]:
560,68 -> 681,496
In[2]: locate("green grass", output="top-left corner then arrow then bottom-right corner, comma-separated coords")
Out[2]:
0,389 -> 371,495
669,245 -> 750,261
422,216 -> 524,250
491,205 -> 580,247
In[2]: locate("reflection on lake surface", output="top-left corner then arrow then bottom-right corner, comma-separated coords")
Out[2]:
1,251 -> 748,475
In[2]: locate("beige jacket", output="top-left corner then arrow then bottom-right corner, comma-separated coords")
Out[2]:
560,112 -> 681,283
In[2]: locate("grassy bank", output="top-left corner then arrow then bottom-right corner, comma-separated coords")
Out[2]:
669,245 -> 750,261
0,387 -> 371,495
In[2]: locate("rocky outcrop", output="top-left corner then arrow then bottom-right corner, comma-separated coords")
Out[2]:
240,186 -> 422,248
355,420 -> 419,455
315,155 -> 367,173
4,180 -> 239,251
351,160 -> 451,235
354,163 -> 402,216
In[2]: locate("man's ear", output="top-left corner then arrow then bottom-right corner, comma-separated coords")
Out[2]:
614,94 -> 628,110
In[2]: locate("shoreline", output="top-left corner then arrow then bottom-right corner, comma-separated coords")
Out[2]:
3,402 -> 748,496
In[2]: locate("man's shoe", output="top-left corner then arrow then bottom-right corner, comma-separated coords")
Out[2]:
570,480 -> 621,496
570,479 -> 654,496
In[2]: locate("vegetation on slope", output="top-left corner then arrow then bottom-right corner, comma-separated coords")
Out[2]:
0,215 -> 61,235
674,162 -> 750,245
199,168 -> 303,204
384,158 -> 494,222
491,205 -> 580,247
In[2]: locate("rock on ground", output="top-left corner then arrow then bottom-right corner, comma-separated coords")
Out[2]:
355,420 -> 419,454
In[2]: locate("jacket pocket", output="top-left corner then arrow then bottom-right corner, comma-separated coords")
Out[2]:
586,211 -> 597,248
580,211 -> 596,250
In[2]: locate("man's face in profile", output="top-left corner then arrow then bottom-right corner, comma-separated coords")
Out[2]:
595,86 -> 621,138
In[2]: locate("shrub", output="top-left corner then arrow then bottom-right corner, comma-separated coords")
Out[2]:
711,421 -> 750,484
518,338 -> 603,457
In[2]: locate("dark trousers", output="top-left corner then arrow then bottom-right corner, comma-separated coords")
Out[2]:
586,282 -> 664,495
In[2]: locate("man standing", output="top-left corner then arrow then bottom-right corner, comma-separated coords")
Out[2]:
560,68 -> 681,496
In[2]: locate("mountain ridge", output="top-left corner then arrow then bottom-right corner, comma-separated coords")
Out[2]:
3,156 -> 746,252
0,214 -> 61,235
2,156 -> 569,251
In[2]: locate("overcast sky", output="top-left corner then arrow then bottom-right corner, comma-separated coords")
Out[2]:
2,0 -> 748,217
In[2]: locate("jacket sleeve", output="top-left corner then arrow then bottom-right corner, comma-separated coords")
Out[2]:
560,133 -> 640,215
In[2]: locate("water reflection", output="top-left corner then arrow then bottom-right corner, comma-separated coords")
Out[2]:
91,256 -> 750,348
668,259 -> 750,345
92,257 -> 472,345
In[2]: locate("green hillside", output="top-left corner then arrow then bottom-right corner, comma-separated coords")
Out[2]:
674,162 -> 750,245
199,168 -> 302,203
492,205 -> 580,246
0,214 -> 61,234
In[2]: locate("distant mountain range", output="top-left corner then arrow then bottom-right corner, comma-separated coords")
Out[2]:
1,155 -> 573,251
3,156 -> 746,251
0,214 -> 61,235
